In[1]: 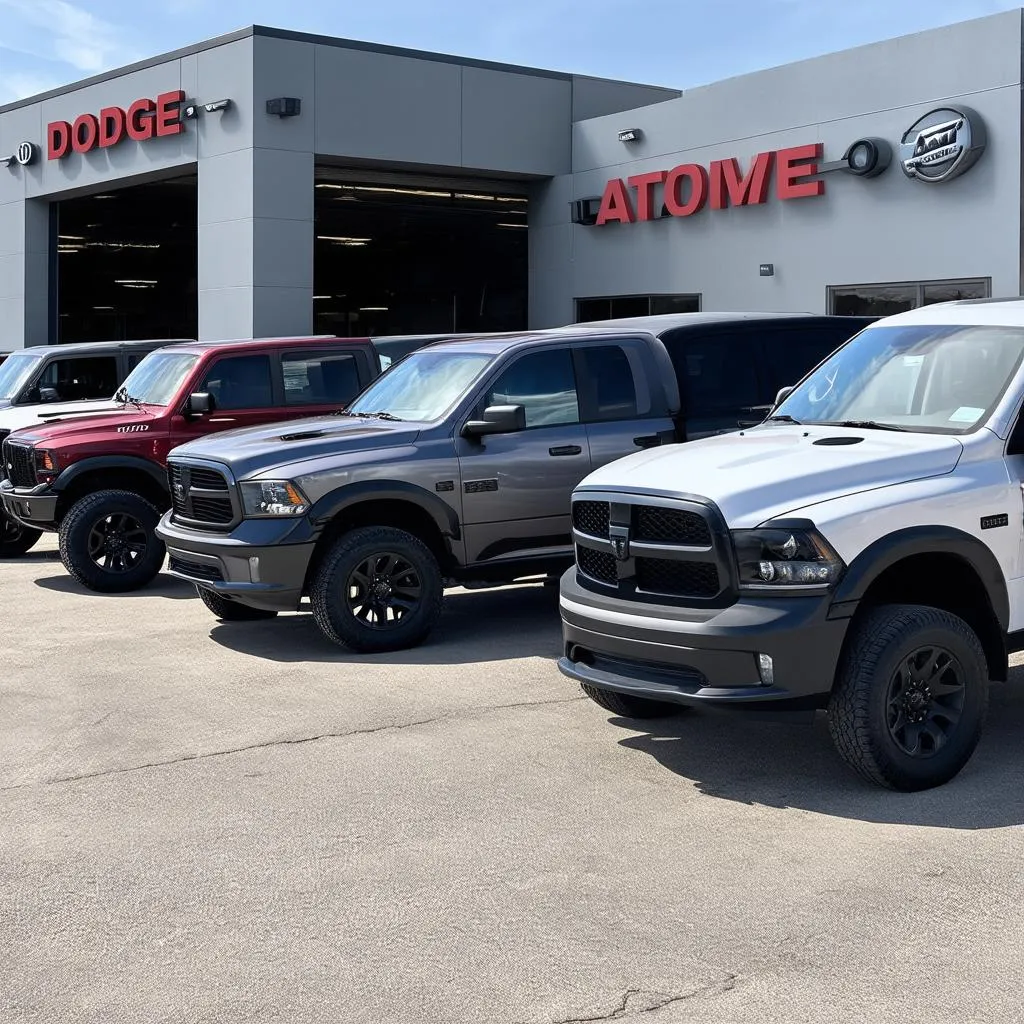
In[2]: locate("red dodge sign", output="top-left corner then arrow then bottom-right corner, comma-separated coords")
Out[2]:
47,90 -> 185,160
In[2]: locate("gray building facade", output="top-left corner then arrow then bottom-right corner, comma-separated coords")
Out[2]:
0,11 -> 1020,349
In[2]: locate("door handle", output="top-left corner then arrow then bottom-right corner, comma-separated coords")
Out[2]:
633,434 -> 660,449
549,444 -> 582,457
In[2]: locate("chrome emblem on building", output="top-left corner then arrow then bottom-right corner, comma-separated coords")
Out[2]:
900,106 -> 986,184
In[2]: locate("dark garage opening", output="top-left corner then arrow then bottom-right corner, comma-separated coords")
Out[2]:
314,172 -> 528,337
54,174 -> 197,344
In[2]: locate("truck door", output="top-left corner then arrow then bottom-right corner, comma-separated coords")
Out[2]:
456,346 -> 589,566
170,352 -> 279,448
575,341 -> 676,470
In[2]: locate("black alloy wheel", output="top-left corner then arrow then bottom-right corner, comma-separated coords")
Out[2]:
828,604 -> 988,791
885,645 -> 966,758
59,489 -> 167,593
86,511 -> 148,574
310,525 -> 444,652
0,513 -> 42,557
345,551 -> 422,629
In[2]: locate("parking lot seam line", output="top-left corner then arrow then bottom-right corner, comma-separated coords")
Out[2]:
519,974 -> 738,1024
0,695 -> 588,792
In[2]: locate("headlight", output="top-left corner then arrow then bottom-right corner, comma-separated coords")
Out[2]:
240,480 -> 310,517
34,449 -> 58,484
733,527 -> 844,588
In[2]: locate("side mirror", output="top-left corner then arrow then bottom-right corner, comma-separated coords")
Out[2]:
462,404 -> 526,438
774,386 -> 793,409
187,392 -> 214,416
38,387 -> 60,403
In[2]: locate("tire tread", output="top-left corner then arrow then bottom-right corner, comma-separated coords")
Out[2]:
828,604 -> 988,790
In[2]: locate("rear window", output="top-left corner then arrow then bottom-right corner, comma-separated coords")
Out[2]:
283,352 -> 362,405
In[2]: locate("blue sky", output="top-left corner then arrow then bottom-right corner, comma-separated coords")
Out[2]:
0,0 -> 1019,104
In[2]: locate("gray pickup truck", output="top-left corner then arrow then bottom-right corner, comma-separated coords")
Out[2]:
156,313 -> 872,652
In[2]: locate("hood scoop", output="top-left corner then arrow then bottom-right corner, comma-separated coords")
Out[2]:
279,429 -> 326,442
813,436 -> 864,446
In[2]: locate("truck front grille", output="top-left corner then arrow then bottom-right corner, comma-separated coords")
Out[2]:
635,557 -> 719,598
577,544 -> 618,586
2,440 -> 35,488
169,462 -> 236,529
635,506 -> 710,546
571,493 -> 733,606
572,500 -> 610,539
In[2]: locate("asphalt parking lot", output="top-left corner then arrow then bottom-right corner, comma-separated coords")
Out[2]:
4,537 -> 1024,1023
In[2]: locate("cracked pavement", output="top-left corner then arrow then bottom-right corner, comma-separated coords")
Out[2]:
4,538 -> 1024,1023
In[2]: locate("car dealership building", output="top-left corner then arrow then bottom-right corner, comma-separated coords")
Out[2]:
0,10 -> 1020,349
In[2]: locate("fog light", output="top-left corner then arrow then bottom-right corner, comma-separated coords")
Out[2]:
757,653 -> 774,687
248,556 -> 260,582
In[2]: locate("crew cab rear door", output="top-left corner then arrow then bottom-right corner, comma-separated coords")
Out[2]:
456,345 -> 589,565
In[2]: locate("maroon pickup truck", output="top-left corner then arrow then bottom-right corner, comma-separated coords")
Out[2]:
1,335 -> 381,592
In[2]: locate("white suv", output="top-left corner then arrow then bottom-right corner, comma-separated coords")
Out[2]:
558,298 -> 1024,791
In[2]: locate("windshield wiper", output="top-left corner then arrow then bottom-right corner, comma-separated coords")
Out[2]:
116,390 -> 146,411
826,419 -> 908,432
348,411 -> 404,422
765,414 -> 802,424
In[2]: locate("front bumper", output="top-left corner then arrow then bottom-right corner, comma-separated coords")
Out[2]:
0,481 -> 58,530
558,568 -> 851,710
156,512 -> 316,612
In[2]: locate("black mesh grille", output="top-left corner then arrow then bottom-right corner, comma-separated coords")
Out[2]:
635,506 -> 711,546
0,431 -> 9,480
636,558 -> 719,598
572,500 -> 610,538
169,463 -> 234,526
3,441 -> 35,488
577,545 -> 618,586
189,467 -> 228,491
168,555 -> 224,582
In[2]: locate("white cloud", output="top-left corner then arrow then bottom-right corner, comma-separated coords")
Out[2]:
0,70 -> 62,104
0,0 -> 140,73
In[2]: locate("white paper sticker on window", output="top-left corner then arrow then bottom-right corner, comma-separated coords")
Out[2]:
949,406 -> 984,423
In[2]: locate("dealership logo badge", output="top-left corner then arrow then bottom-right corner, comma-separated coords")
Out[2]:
900,106 -> 986,184
15,142 -> 36,166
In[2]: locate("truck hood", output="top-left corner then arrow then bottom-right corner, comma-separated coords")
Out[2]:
7,407 -> 161,447
578,425 -> 965,528
169,415 -> 423,478
0,398 -> 122,433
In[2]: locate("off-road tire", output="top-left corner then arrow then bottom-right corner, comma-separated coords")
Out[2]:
581,683 -> 683,719
0,513 -> 42,557
197,587 -> 278,621
310,525 -> 443,653
59,489 -> 166,593
828,604 -> 989,791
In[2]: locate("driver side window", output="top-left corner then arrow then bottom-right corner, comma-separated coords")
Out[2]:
483,349 -> 580,429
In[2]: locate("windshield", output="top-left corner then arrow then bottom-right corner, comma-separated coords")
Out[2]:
348,350 -> 494,421
774,324 -> 1024,434
0,352 -> 43,401
114,352 -> 199,407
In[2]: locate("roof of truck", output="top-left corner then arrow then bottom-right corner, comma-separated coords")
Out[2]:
163,335 -> 375,355
413,312 -> 842,356
14,339 -> 192,357
567,311 -> 817,331
869,297 -> 1024,328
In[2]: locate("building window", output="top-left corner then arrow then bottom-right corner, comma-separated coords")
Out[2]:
828,278 -> 990,317
575,294 -> 701,323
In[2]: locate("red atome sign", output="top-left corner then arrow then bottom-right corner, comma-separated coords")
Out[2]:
47,90 -> 185,160
595,144 -> 824,225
